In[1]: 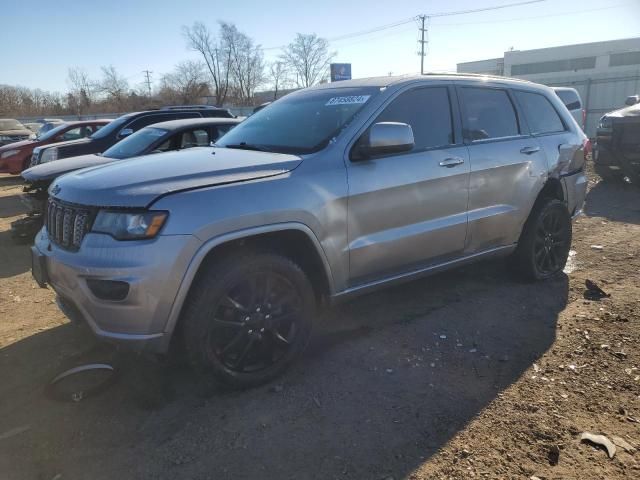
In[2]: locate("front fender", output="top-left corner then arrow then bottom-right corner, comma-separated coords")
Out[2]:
160,222 -> 334,347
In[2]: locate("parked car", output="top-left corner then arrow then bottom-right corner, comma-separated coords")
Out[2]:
37,118 -> 65,135
552,87 -> 585,130
594,95 -> 640,183
29,106 -> 234,167
0,119 -> 34,147
23,122 -> 44,134
13,117 -> 242,241
0,120 -> 110,175
32,74 -> 588,387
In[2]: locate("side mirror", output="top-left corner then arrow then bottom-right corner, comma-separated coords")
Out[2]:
354,122 -> 415,160
625,95 -> 639,106
119,128 -> 134,138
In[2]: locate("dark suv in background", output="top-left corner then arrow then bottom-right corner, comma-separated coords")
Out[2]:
29,106 -> 234,166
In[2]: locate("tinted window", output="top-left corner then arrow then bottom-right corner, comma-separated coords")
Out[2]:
61,127 -> 83,140
126,113 -> 199,132
515,91 -> 565,134
374,87 -> 454,151
102,127 -> 168,159
461,88 -> 519,140
554,89 -> 581,110
212,124 -> 235,142
202,109 -> 234,118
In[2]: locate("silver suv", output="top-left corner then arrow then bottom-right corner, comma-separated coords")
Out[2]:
32,74 -> 588,387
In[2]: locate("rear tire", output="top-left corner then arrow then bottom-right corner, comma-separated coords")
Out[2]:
512,199 -> 572,281
181,251 -> 316,388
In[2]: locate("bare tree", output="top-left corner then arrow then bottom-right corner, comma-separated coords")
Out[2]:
267,61 -> 289,100
220,22 -> 265,105
67,67 -> 95,114
281,33 -> 335,88
183,22 -> 232,106
98,65 -> 129,109
160,60 -> 209,104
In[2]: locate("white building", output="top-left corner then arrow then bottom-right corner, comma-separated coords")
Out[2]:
457,37 -> 640,136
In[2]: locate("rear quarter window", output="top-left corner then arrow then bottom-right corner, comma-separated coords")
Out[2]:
515,91 -> 565,135
555,90 -> 581,110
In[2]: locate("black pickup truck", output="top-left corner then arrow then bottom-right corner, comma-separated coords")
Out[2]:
594,95 -> 640,184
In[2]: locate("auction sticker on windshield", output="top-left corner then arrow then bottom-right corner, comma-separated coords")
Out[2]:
325,95 -> 371,106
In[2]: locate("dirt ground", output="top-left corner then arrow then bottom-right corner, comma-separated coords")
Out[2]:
0,170 -> 638,480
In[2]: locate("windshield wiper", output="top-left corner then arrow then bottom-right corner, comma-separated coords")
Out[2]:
223,142 -> 271,152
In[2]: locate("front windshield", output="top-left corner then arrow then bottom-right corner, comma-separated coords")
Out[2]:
217,87 -> 379,154
0,119 -> 25,131
102,127 -> 168,159
90,115 -> 130,139
37,123 -> 69,141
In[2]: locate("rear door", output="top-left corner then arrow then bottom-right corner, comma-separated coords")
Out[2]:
346,85 -> 470,284
458,85 -> 547,253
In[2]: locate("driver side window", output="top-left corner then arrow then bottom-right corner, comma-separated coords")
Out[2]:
61,127 -> 83,141
373,87 -> 455,153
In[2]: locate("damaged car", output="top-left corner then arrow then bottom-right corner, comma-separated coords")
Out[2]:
594,95 -> 640,184
32,74 -> 588,387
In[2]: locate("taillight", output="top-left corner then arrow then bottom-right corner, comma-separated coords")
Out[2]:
583,138 -> 592,162
582,109 -> 586,129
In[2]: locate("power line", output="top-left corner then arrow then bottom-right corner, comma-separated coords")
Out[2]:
431,3 -> 632,26
415,0 -> 546,73
425,0 -> 544,18
263,1 -> 545,52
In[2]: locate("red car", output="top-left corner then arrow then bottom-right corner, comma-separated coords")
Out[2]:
0,119 -> 111,174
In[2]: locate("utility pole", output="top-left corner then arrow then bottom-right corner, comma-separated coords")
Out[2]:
142,70 -> 153,97
417,15 -> 428,75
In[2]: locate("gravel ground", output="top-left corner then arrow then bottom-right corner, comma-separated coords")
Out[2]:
0,170 -> 638,480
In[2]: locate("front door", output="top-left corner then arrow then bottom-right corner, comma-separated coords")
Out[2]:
346,86 -> 470,284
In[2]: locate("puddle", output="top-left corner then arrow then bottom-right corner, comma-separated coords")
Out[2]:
563,250 -> 578,274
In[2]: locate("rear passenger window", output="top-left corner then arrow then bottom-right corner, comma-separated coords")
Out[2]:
555,90 -> 581,110
461,88 -> 519,141
515,91 -> 565,135
374,87 -> 454,152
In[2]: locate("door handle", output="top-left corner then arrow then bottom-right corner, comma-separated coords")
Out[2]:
439,157 -> 465,167
520,146 -> 540,155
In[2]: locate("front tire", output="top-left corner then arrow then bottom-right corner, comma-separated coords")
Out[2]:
181,251 -> 316,388
512,198 -> 572,281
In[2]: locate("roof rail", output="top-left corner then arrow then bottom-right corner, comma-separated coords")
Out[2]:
159,105 -> 223,110
422,71 -> 533,83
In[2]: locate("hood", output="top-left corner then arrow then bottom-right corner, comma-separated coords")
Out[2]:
0,129 -> 32,136
51,147 -> 302,208
604,103 -> 640,119
41,137 -> 93,151
0,139 -> 34,151
22,154 -> 108,183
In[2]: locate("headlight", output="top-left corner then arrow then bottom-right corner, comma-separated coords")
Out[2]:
598,116 -> 612,130
0,149 -> 19,159
40,147 -> 58,163
92,210 -> 168,240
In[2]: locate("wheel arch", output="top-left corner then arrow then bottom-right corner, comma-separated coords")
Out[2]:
162,223 -> 334,344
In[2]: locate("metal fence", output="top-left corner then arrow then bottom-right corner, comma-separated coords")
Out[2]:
543,72 -> 640,137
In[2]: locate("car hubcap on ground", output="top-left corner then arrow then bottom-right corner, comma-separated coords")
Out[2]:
207,271 -> 302,373
534,209 -> 569,275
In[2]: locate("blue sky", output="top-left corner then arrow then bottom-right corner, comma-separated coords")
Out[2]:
2,0 -> 639,93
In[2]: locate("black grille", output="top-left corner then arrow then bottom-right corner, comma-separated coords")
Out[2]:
46,198 -> 95,251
